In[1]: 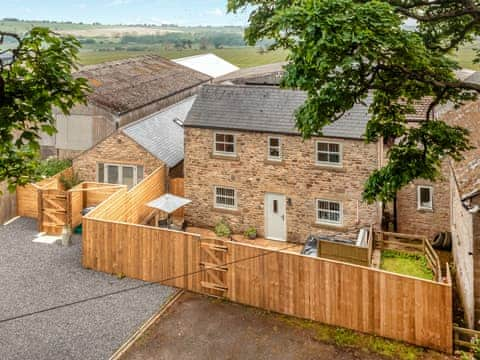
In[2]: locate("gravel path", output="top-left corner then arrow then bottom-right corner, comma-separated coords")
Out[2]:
0,218 -> 176,360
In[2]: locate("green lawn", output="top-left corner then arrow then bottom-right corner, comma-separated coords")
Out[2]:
77,47 -> 288,68
380,250 -> 434,280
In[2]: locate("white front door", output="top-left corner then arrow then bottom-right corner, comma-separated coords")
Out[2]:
265,193 -> 286,241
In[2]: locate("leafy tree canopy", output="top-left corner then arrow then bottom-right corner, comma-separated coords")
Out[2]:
0,27 -> 89,191
228,0 -> 480,203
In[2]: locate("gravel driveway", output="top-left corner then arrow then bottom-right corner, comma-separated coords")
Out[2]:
0,218 -> 176,360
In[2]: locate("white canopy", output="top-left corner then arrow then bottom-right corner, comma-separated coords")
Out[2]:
146,193 -> 191,214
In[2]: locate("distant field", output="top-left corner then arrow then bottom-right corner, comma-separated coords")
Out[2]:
77,47 -> 288,68
454,44 -> 480,71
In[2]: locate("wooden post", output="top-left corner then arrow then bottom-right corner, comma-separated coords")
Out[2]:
37,188 -> 43,232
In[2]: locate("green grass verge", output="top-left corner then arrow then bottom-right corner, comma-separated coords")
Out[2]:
278,316 -> 425,360
77,47 -> 288,68
380,250 -> 434,280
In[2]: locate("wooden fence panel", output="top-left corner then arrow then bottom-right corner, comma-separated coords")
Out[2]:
0,182 -> 17,224
169,178 -> 185,218
225,242 -> 452,353
16,184 -> 39,218
82,217 -> 453,353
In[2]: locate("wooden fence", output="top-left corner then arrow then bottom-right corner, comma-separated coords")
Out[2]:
16,167 -> 73,219
83,218 -> 453,353
83,174 -> 453,353
0,182 -> 17,224
169,178 -> 185,218
375,231 -> 442,282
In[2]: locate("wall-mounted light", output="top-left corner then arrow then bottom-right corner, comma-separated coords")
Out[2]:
287,198 -> 292,206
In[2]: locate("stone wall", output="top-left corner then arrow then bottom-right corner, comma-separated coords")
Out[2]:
395,160 -> 451,239
184,128 -> 381,242
72,131 -> 164,183
451,168 -> 476,328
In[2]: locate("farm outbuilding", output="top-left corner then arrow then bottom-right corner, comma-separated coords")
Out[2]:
73,96 -> 195,188
40,55 -> 211,158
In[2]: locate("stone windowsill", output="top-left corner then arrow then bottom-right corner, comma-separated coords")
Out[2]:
210,153 -> 240,161
312,164 -> 346,173
211,206 -> 241,215
312,222 -> 347,232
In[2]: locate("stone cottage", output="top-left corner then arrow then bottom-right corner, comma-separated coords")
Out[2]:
183,84 -> 385,243
73,96 -> 195,189
41,55 -> 210,159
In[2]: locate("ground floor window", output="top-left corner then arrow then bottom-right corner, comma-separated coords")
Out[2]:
316,199 -> 342,225
97,163 -> 144,189
214,186 -> 237,209
417,186 -> 433,210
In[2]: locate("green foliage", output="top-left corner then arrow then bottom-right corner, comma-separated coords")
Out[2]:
214,219 -> 232,238
228,0 -> 480,202
244,226 -> 257,238
120,32 -> 245,49
59,171 -> 82,190
35,158 -> 72,178
381,250 -> 434,280
278,315 -> 423,359
0,27 -> 89,190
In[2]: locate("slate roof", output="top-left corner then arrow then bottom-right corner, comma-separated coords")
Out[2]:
173,53 -> 239,78
122,96 -> 196,167
75,55 -> 210,115
185,85 -> 373,139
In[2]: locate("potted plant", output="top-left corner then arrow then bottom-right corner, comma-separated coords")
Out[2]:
214,219 -> 231,238
244,226 -> 257,240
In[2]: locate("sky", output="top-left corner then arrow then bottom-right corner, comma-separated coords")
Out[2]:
3,0 -> 250,26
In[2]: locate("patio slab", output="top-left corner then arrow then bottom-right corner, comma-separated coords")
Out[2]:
0,217 -> 176,360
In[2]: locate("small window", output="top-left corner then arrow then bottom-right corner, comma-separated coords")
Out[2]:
214,132 -> 236,156
316,199 -> 342,225
97,163 -> 142,189
214,186 -> 237,209
268,137 -> 281,161
417,186 -> 433,210
316,141 -> 342,166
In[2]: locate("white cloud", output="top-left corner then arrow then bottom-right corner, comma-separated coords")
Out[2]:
206,8 -> 224,17
106,0 -> 134,7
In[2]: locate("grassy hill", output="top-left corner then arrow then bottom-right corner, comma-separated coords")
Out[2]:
1,19 -> 287,68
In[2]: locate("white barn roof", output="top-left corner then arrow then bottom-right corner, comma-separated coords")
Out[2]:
173,53 -> 239,78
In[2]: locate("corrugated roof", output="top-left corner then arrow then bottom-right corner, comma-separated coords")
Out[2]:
173,53 -> 239,78
214,62 -> 286,86
75,55 -> 210,115
184,85 -> 372,139
122,96 -> 196,167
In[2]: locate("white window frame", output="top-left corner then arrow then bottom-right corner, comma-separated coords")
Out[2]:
417,185 -> 433,210
315,141 -> 343,167
267,136 -> 282,161
316,199 -> 343,226
214,186 -> 237,210
98,163 -> 138,187
213,132 -> 236,156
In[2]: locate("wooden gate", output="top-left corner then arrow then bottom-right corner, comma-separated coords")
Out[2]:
199,238 -> 228,296
38,189 -> 67,235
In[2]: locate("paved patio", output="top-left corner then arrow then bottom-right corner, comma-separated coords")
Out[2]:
0,217 -> 176,360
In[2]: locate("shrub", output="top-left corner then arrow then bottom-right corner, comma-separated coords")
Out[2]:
36,158 -> 72,178
214,219 -> 231,238
59,171 -> 82,190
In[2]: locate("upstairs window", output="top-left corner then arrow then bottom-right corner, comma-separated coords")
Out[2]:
417,186 -> 433,210
268,137 -> 281,161
214,132 -> 236,156
316,141 -> 342,166
316,199 -> 342,225
214,186 -> 237,210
